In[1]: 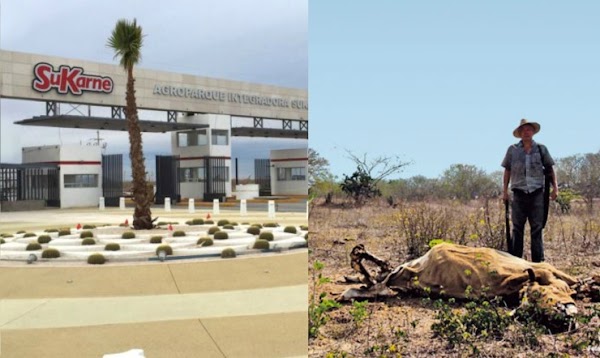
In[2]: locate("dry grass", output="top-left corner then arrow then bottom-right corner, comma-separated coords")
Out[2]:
308,197 -> 600,357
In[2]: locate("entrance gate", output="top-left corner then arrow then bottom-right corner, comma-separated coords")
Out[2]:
254,159 -> 271,196
101,154 -> 123,206
0,163 -> 60,208
155,155 -> 180,204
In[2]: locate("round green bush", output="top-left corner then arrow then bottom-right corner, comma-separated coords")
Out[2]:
26,243 -> 42,251
259,232 -> 274,241
121,231 -> 136,239
119,223 -> 129,227
42,248 -> 60,258
44,228 -> 58,233
208,226 -> 220,235
82,224 -> 96,230
155,245 -> 173,256
205,220 -> 214,225
300,225 -> 308,231
304,233 -> 308,240
283,226 -> 297,234
172,231 -> 186,237
247,226 -> 261,235
82,238 -> 96,245
16,230 -> 26,234
217,219 -> 230,226
185,220 -> 193,225
221,248 -> 236,259
192,218 -> 204,225
87,253 -> 106,265
1,233 -> 13,238
105,243 -> 121,251
0,238 -> 5,244
253,239 -> 270,250
80,231 -> 94,239
241,222 -> 250,225
223,225 -> 235,230
156,221 -> 168,226
263,222 -> 278,228
213,231 -> 229,240
150,236 -> 163,244
252,223 -> 263,229
58,229 -> 71,236
23,232 -> 37,238
197,237 -> 213,246
37,235 -> 52,244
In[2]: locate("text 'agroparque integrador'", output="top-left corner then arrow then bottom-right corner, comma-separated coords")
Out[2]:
153,84 -> 308,110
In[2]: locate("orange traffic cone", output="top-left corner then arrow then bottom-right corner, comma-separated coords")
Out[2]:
168,224 -> 173,231
125,219 -> 129,226
76,223 -> 82,230
206,213 -> 211,220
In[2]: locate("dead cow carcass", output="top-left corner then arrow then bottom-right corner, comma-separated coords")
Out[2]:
340,243 -> 585,328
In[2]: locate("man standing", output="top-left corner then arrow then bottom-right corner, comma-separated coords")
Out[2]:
502,119 -> 558,262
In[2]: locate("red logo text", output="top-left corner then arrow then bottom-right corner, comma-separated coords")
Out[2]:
32,62 -> 114,95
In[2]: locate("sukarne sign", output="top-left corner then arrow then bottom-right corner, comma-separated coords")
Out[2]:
32,62 -> 114,95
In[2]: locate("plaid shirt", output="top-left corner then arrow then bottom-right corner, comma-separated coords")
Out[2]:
501,140 -> 554,193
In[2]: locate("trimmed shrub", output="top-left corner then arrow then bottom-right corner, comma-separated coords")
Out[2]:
192,218 -> 205,225
105,243 -> 121,251
155,245 -> 173,256
150,236 -> 163,244
185,220 -> 193,225
119,223 -> 129,227
26,243 -> 42,251
300,225 -> 308,231
44,228 -> 58,233
80,231 -> 94,239
253,239 -> 270,250
208,226 -> 220,235
37,235 -> 52,244
121,231 -> 135,239
58,229 -> 71,236
156,221 -> 168,226
241,222 -> 250,225
223,225 -> 235,230
259,232 -> 274,241
197,237 -> 213,246
82,224 -> 96,230
172,231 -> 186,237
42,248 -> 60,258
305,233 -> 308,240
205,220 -> 214,224
283,226 -> 297,234
0,233 -> 11,237
252,223 -> 263,229
16,230 -> 26,234
263,222 -> 278,228
247,226 -> 261,235
213,231 -> 229,240
217,219 -> 230,226
230,222 -> 238,226
221,248 -> 236,259
0,238 -> 5,244
87,253 -> 106,265
82,238 -> 96,245
23,232 -> 37,238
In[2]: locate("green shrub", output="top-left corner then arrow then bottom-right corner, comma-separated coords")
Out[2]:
0,233 -> 12,238
42,248 -> 60,258
191,218 -> 204,225
300,225 -> 308,231
82,224 -> 96,230
284,226 -> 297,234
156,221 -> 168,226
230,222 -> 238,226
121,231 -> 135,239
259,232 -> 274,241
241,222 -> 250,225
214,231 -> 229,240
26,243 -> 42,251
217,219 -> 230,226
118,223 -> 129,227
252,223 -> 263,229
37,235 -> 52,244
185,220 -> 193,225
156,245 -> 173,256
223,225 -> 234,230
305,233 -> 308,240
263,222 -> 278,228
58,229 -> 71,236
23,232 -> 37,238
150,236 -> 163,244
221,248 -> 236,259
44,228 -> 58,233
197,237 -> 213,246
105,243 -> 121,251
247,226 -> 261,235
205,220 -> 214,224
87,253 -> 106,265
82,238 -> 96,245
253,239 -> 270,250
0,238 -> 5,244
80,231 -> 94,239
208,226 -> 220,235
172,231 -> 186,237
16,230 -> 26,234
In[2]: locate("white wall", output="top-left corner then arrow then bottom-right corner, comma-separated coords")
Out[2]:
270,148 -> 308,195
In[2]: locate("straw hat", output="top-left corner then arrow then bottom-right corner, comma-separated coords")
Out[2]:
513,118 -> 540,138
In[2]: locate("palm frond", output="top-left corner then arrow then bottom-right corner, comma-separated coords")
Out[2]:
107,18 -> 144,70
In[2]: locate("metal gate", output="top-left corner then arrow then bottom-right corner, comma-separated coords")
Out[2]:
102,154 -> 123,206
0,163 -> 60,207
155,155 -> 180,204
254,159 -> 271,196
204,157 -> 227,201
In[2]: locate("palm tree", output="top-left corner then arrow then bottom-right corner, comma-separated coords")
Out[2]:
107,19 -> 154,229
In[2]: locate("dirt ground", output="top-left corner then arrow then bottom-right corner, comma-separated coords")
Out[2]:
308,198 -> 600,357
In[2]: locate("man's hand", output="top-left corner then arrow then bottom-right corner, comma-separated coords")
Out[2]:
551,188 -> 558,201
502,191 -> 510,202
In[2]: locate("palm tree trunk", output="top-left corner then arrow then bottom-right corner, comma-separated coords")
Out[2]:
125,66 -> 153,229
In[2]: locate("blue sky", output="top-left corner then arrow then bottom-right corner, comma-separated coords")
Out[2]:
309,1 -> 600,179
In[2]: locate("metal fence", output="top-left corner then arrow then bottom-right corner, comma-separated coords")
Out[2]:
0,163 -> 60,206
102,154 -> 123,206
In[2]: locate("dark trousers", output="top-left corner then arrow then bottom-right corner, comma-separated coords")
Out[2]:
510,189 -> 545,262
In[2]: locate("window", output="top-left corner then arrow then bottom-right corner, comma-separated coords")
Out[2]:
196,130 -> 208,145
178,130 -> 207,147
276,167 -> 306,181
211,166 -> 229,181
179,167 -> 205,182
64,174 -> 98,188
177,132 -> 188,147
211,130 -> 229,145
